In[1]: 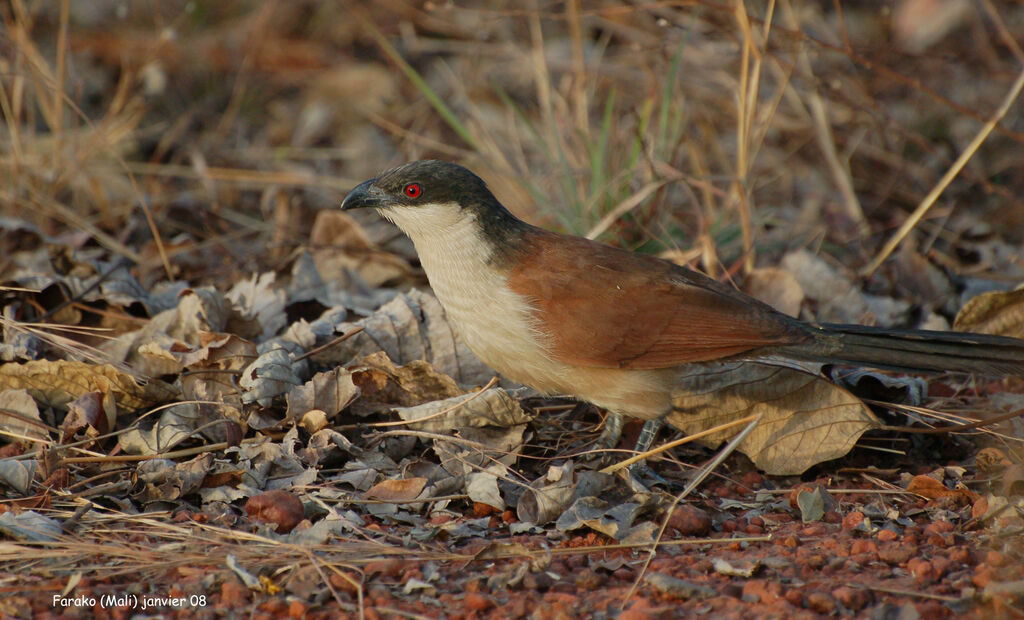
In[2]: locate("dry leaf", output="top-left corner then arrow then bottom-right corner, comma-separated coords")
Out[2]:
0,388 -> 47,441
667,362 -> 881,475
466,464 -> 507,511
0,360 -> 176,411
118,404 -> 204,455
310,210 -> 413,289
349,351 -> 463,415
518,462 -> 575,525
953,288 -> 1024,338
59,390 -> 115,441
743,267 -> 803,317
906,474 -> 979,505
132,454 -> 215,502
240,347 -> 305,409
365,477 -> 428,502
396,388 -> 530,477
226,272 -> 287,341
396,387 -> 530,432
285,368 -> 360,425
314,290 -> 497,390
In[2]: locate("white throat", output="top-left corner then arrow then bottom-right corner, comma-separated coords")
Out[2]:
376,202 -> 551,383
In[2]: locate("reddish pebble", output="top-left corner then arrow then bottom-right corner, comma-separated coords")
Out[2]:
924,520 -> 954,536
618,611 -> 657,620
740,471 -> 764,488
986,550 -> 1007,567
667,505 -> 712,536
879,543 -> 916,565
877,529 -> 899,542
931,556 -> 951,579
832,585 -> 870,611
287,600 -> 307,618
364,559 -> 403,579
801,523 -> 828,537
464,593 -> 493,612
973,567 -> 992,588
806,591 -> 837,614
742,579 -> 782,603
842,511 -> 865,530
782,534 -> 799,548
749,516 -> 765,528
823,510 -> 843,524
220,579 -> 250,607
784,589 -> 804,607
329,572 -> 361,595
908,558 -> 935,582
245,490 -> 304,534
949,547 -> 973,565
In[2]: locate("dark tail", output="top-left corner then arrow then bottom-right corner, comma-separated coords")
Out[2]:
778,323 -> 1024,376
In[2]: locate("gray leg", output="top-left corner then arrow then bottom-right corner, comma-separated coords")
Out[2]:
626,418 -> 667,481
633,418 -> 663,455
593,411 -> 625,452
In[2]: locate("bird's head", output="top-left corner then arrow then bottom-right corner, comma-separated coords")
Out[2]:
341,160 -> 529,259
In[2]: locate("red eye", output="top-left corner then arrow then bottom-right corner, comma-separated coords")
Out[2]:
404,183 -> 422,198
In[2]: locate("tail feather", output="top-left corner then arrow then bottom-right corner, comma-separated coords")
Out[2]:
779,323 -> 1024,376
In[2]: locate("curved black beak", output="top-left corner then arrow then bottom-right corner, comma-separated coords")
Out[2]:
341,178 -> 384,211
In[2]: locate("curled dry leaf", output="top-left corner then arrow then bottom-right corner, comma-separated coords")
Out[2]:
59,390 -> 116,441
667,362 -> 881,475
310,210 -> 414,289
285,367 -> 360,426
0,360 -> 176,411
466,464 -> 507,512
313,290 -> 497,390
239,347 -> 304,409
348,350 -> 462,415
0,458 -> 37,494
226,272 -> 287,341
518,462 -> 575,525
132,454 -> 215,502
953,287 -> 1024,338
0,388 -> 47,442
245,489 -> 304,533
906,474 -> 979,506
396,388 -> 530,477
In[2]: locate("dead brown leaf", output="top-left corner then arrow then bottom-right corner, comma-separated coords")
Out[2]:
907,474 -> 979,506
667,362 -> 881,475
364,477 -> 428,502
310,210 -> 413,288
348,350 -> 463,415
285,367 -> 360,425
0,360 -> 176,411
953,288 -> 1024,338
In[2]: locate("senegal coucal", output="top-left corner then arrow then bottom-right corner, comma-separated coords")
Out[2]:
341,160 -> 1024,455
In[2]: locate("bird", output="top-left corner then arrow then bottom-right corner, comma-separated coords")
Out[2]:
341,160 -> 1024,461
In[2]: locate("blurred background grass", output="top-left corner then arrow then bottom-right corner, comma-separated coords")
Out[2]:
3,0 -> 1023,290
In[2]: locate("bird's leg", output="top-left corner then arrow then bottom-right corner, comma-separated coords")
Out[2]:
592,410 -> 625,454
626,418 -> 666,481
633,418 -> 663,455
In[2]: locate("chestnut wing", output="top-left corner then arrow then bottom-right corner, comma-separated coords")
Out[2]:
505,231 -> 809,370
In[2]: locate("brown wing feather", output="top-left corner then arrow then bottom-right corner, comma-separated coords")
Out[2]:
505,229 -> 811,370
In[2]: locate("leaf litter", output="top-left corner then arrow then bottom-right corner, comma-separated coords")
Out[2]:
3,2 -> 1024,618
